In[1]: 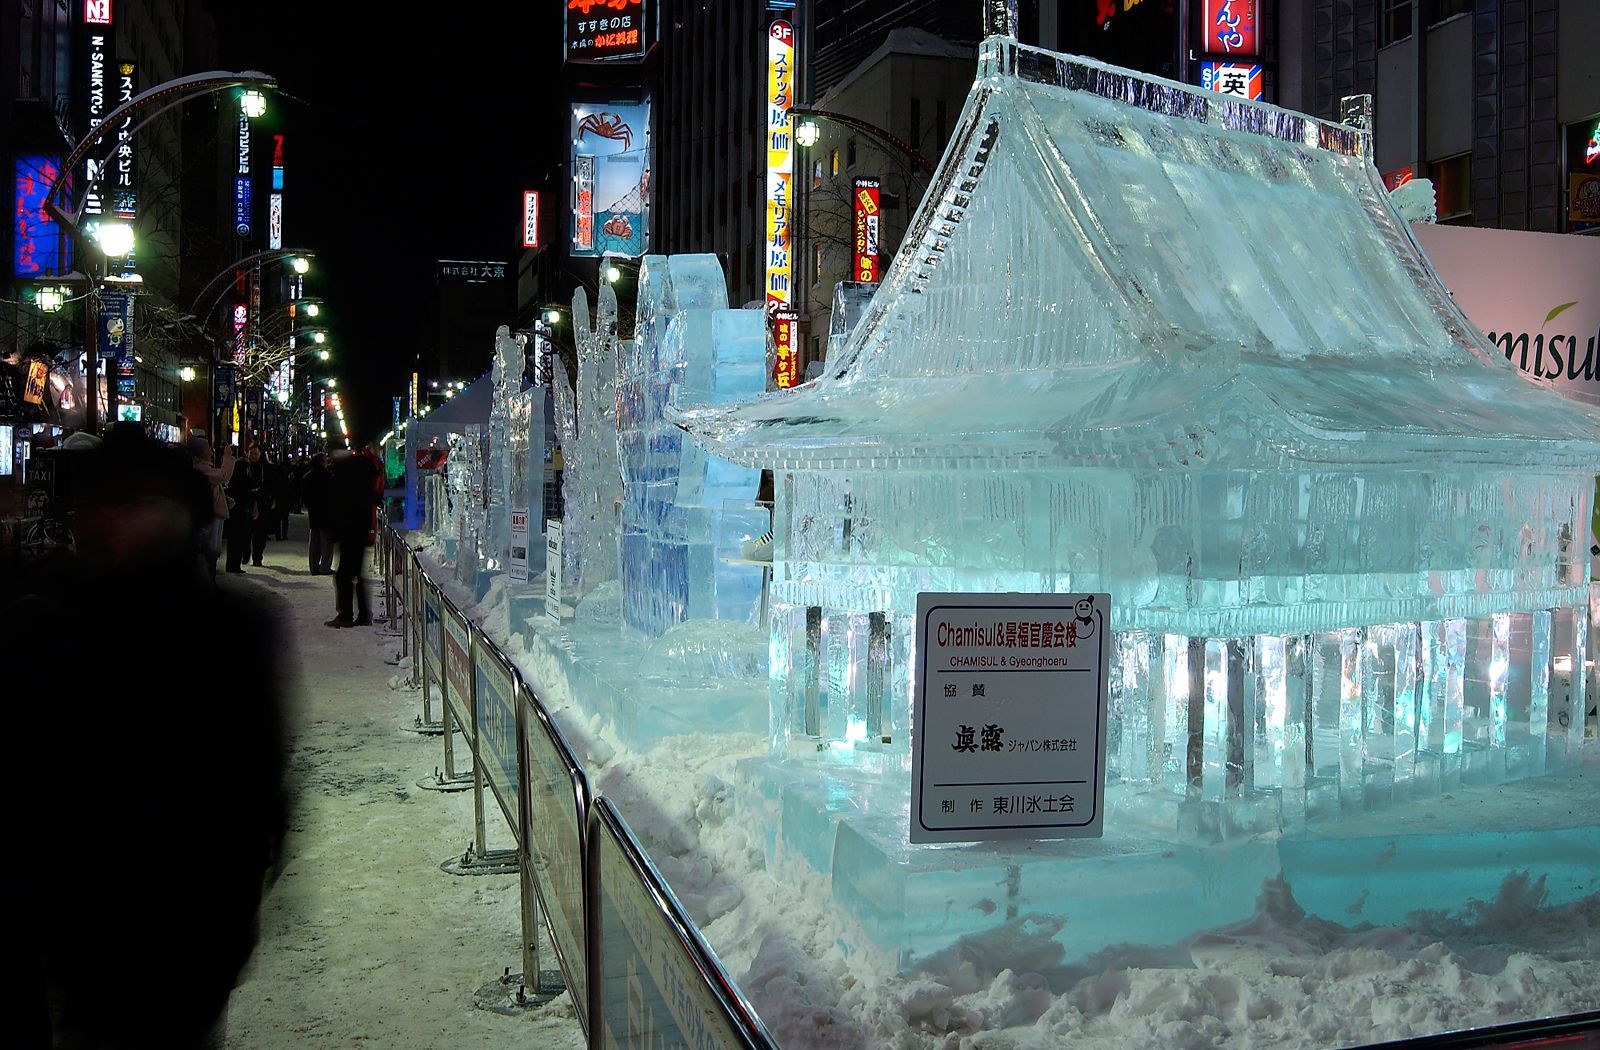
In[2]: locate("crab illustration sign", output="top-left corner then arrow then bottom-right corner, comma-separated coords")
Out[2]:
570,100 -> 650,258
565,0 -> 652,63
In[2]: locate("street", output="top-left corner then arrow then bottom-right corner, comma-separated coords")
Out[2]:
215,517 -> 583,1049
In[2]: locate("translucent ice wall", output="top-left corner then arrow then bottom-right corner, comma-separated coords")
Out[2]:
618,255 -> 764,637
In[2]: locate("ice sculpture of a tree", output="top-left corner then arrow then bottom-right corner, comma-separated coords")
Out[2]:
557,285 -> 622,601
484,326 -> 525,569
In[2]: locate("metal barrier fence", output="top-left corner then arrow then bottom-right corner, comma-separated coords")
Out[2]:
380,528 -> 777,1046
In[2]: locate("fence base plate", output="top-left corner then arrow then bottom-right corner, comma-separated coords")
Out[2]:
403,716 -> 445,736
441,846 -> 519,877
416,770 -> 475,792
472,970 -> 564,1014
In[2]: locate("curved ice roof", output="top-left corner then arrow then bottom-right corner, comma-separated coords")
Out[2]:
677,39 -> 1600,472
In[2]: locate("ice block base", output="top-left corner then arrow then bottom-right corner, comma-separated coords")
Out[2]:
744,756 -> 1600,972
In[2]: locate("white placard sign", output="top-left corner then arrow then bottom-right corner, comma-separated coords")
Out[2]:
509,510 -> 530,583
910,592 -> 1111,844
544,519 -> 562,623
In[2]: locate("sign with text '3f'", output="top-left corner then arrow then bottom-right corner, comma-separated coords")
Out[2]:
911,593 -> 1110,844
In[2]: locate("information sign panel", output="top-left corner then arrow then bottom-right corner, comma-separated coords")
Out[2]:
910,593 -> 1110,843
443,601 -> 473,736
523,697 -> 589,1016
474,639 -> 521,835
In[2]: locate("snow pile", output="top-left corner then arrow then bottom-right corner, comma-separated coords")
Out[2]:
546,702 -> 1600,1048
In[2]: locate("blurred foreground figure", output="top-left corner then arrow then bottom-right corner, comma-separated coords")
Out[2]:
325,448 -> 379,628
3,425 -> 285,1048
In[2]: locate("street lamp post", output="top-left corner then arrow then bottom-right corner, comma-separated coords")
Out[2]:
40,70 -> 280,435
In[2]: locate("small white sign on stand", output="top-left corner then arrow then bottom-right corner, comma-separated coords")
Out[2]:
544,519 -> 562,623
910,592 -> 1111,844
509,511 -> 530,583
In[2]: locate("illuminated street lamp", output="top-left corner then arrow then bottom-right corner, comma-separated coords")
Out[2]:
241,88 -> 268,118
92,221 -> 135,258
179,366 -> 197,383
318,349 -> 331,361
605,264 -> 622,284
326,378 -> 337,389
312,331 -> 326,344
304,302 -> 320,317
35,287 -> 66,313
795,119 -> 821,147
544,307 -> 561,325
289,255 -> 310,274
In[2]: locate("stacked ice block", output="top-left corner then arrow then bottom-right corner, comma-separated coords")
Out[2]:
617,254 -> 767,638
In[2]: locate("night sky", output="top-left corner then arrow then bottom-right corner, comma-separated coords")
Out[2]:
208,4 -> 568,443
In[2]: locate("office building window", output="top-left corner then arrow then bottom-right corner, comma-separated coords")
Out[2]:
847,140 -> 858,169
1429,152 -> 1472,222
814,241 -> 824,285
830,148 -> 841,177
1381,0 -> 1413,46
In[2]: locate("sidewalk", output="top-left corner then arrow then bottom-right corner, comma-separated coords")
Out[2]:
216,517 -> 583,1049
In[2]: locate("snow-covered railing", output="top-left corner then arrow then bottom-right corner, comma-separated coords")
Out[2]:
381,526 -> 775,1046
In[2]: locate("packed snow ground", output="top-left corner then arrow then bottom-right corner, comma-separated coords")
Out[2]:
214,523 -> 583,1049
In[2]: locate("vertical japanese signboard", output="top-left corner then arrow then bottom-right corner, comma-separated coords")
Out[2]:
12,156 -> 69,277
235,112 -> 252,238
772,309 -> 798,389
573,155 -> 596,253
522,190 -> 540,249
910,593 -> 1111,844
1201,0 -> 1259,56
474,639 -> 521,834
571,102 -> 649,258
766,19 -> 795,366
269,133 -> 284,248
111,62 -> 137,221
564,0 -> 651,63
83,22 -> 112,222
851,176 -> 881,284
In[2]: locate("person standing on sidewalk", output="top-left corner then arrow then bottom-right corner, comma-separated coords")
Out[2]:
225,445 -> 267,573
302,453 -> 335,574
188,437 -> 237,577
326,448 -> 378,627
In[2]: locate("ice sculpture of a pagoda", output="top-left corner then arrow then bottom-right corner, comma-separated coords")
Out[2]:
679,38 -> 1600,840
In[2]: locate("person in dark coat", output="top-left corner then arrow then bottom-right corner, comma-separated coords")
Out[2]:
224,444 -> 268,573
4,426 -> 285,1048
327,448 -> 379,626
271,454 -> 294,540
302,453 -> 335,574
